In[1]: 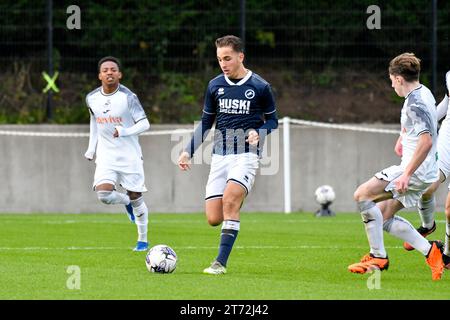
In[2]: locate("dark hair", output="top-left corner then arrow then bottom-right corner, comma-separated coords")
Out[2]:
215,35 -> 244,53
388,53 -> 420,82
98,56 -> 121,72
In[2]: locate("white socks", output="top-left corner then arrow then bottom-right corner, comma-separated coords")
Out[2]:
445,220 -> 450,256
97,191 -> 149,243
97,190 -> 130,205
358,200 -> 436,258
131,197 -> 149,243
383,215 -> 431,256
358,201 -> 386,258
418,197 -> 435,229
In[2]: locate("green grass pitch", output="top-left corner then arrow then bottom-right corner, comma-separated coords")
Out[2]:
0,212 -> 448,300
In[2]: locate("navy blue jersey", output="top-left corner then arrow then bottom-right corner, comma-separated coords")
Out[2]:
187,71 -> 278,157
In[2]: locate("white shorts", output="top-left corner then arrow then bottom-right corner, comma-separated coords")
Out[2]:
375,165 -> 431,209
93,165 -> 147,193
437,120 -> 450,185
205,153 -> 259,200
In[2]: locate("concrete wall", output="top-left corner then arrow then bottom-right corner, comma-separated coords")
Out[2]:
0,124 -> 447,213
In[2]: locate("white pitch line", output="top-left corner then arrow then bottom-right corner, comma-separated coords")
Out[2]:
0,245 -> 405,251
4,218 -> 444,225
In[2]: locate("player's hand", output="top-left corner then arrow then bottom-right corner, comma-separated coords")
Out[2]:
113,128 -> 119,138
84,151 -> 95,161
394,174 -> 410,194
178,151 -> 191,171
246,130 -> 259,146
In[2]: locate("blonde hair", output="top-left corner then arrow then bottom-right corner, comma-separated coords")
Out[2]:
388,53 -> 421,82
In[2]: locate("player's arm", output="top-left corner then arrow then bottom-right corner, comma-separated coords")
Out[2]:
404,133 -> 433,178
247,84 -> 278,146
114,118 -> 150,137
178,111 -> 216,170
178,85 -> 216,170
258,110 -> 278,134
115,93 -> 150,137
436,95 -> 448,122
437,71 -> 450,122
84,107 -> 98,161
396,132 -> 432,193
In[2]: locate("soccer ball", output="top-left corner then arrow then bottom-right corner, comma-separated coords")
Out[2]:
145,244 -> 177,274
314,185 -> 336,205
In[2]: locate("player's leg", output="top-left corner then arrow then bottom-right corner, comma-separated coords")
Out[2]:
435,128 -> 450,267
204,153 -> 258,275
126,190 -> 148,251
202,154 -> 227,274
121,169 -> 149,252
205,198 -> 223,226
96,182 -> 134,223
417,175 -> 442,229
403,176 -> 441,250
94,167 -> 131,208
204,154 -> 227,226
382,176 -> 444,280
417,131 -> 450,231
443,190 -> 450,269
349,176 -> 391,273
217,181 -> 245,263
354,176 -> 392,255
204,182 -> 245,275
381,199 -> 433,255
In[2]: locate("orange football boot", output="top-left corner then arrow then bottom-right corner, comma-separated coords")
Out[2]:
348,253 -> 389,274
425,241 -> 444,281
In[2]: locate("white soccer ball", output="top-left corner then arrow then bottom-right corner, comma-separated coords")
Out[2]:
315,185 -> 336,205
145,244 -> 177,274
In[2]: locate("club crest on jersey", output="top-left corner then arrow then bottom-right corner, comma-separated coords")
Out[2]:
218,88 -> 225,95
219,98 -> 250,114
103,99 -> 111,113
245,89 -> 255,99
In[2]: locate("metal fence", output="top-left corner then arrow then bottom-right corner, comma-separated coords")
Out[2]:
1,0 -> 449,120
2,1 -> 449,72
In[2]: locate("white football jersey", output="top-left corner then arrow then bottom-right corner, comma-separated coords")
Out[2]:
400,84 -> 438,183
439,71 -> 450,121
435,71 -> 450,179
86,84 -> 147,172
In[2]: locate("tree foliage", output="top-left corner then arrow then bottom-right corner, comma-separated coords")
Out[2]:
0,0 -> 449,123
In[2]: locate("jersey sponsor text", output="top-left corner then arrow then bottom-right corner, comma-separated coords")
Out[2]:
219,98 -> 250,114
